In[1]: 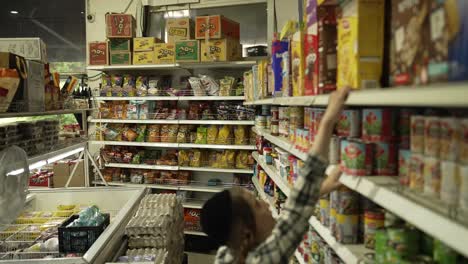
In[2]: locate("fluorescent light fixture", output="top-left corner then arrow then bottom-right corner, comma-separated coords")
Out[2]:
81,11 -> 84,14
163,10 -> 189,19
7,161 -> 46,176
10,10 -> 19,14
47,147 -> 84,164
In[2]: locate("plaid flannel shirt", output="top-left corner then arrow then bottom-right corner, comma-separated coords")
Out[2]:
215,155 -> 327,264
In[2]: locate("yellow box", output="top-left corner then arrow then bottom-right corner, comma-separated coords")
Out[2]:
337,0 -> 384,89
200,38 -> 241,62
291,30 -> 305,96
133,51 -> 154,64
154,43 -> 175,64
133,37 -> 161,52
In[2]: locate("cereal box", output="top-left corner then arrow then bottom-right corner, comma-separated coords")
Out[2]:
195,15 -> 240,40
153,43 -> 175,64
460,119 -> 468,164
166,18 -> 193,43
175,40 -> 200,62
89,42 -> 108,65
423,156 -> 441,198
448,0 -> 468,81
390,0 -> 430,86
291,30 -> 305,96
440,161 -> 460,205
409,153 -> 424,191
305,0 -> 318,96
399,149 -> 411,186
424,116 -> 441,157
105,14 -> 135,38
362,109 -> 398,142
110,52 -> 131,65
410,115 -> 425,153
399,109 -> 418,150
337,0 -> 385,89
337,110 -> 361,138
374,142 -> 397,176
109,39 -> 131,52
271,40 -> 289,96
318,6 -> 337,94
428,0 -> 449,82
133,51 -> 154,64
200,38 -> 241,62
134,37 -> 162,52
439,117 -> 459,161
340,139 -> 373,176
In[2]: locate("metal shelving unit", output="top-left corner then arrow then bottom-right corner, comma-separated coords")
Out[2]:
92,181 -> 227,193
89,119 -> 254,125
103,163 -> 253,174
252,176 -> 279,219
252,152 -> 291,196
184,230 -> 208,236
253,128 -> 308,161
0,108 -> 93,118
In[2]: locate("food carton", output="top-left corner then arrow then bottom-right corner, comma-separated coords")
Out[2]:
106,13 -> 135,38
271,40 -> 289,96
110,52 -> 132,65
134,37 -> 162,52
89,42 -> 108,65
133,51 -> 154,64
317,6 -> 337,94
200,38 -> 241,62
175,40 -> 200,62
195,15 -> 240,40
337,0 -> 385,89
305,0 -> 318,96
291,30 -> 305,96
390,0 -> 430,86
109,39 -> 131,52
166,18 -> 193,43
0,38 -> 47,63
154,43 -> 175,64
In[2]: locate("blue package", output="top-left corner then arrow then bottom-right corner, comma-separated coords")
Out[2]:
448,0 -> 468,81
271,40 -> 289,96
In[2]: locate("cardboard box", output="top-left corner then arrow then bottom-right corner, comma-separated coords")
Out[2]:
106,13 -> 135,38
390,0 -> 430,86
133,51 -> 154,64
271,40 -> 290,96
291,30 -> 305,96
109,39 -> 131,52
337,0 -> 385,89
175,40 -> 200,62
317,6 -> 337,94
89,42 -> 108,65
195,15 -> 240,40
134,37 -> 162,52
53,159 -> 85,188
22,60 -> 45,111
200,38 -> 241,62
0,52 -> 27,112
447,0 -> 468,81
110,52 -> 132,65
154,43 -> 175,64
166,18 -> 193,43
0,38 -> 47,63
304,0 -> 319,96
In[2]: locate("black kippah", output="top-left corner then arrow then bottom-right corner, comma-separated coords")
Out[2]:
200,190 -> 232,245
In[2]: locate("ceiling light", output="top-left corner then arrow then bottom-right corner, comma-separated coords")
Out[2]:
81,11 -> 84,14
10,10 -> 19,14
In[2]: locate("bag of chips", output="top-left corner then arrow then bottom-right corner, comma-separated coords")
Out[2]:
207,125 -> 218,144
195,127 -> 208,144
217,125 -> 231,144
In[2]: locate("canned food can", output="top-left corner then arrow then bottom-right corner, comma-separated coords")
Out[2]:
255,115 -> 267,129
266,116 -> 272,130
440,161 -> 460,206
261,105 -> 271,116
411,115 -> 425,154
375,229 -> 388,263
329,208 -> 337,236
309,109 -> 317,143
423,156 -> 441,198
424,116 -> 441,157
335,214 -> 359,244
330,190 -> 339,209
460,119 -> 468,164
399,150 -> 412,186
329,136 -> 341,165
434,239 -> 458,264
409,153 -> 424,191
340,139 -> 374,176
271,106 -> 279,120
289,106 -> 304,128
271,120 -> 279,136
374,142 -> 398,176
364,210 -> 385,249
459,164 -> 468,211
439,117 -> 459,161
304,107 -> 311,130
362,108 -> 398,142
399,109 -> 417,149
387,227 -> 420,257
319,197 -> 330,227
337,109 -> 361,138
336,186 -> 360,214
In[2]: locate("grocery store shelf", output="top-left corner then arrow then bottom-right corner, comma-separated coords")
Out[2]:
178,143 -> 256,150
87,64 -> 178,71
105,163 -> 178,171
252,151 -> 291,197
25,193 -> 36,203
93,96 -> 179,101
252,176 -> 279,219
178,120 -> 254,125
89,119 -> 179,124
180,60 -> 257,69
180,166 -> 253,174
308,217 -> 372,264
28,141 -> 87,164
340,174 -> 468,258
295,251 -> 306,264
92,181 -> 226,193
184,230 -> 207,236
254,128 -> 309,161
182,200 -> 204,209
87,61 -> 256,72
89,141 -> 179,148
0,108 -> 92,118
243,82 -> 468,107
177,96 -> 245,101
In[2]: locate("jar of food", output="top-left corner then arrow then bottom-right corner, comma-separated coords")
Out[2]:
264,147 -> 273,165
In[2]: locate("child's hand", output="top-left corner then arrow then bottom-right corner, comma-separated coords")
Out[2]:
319,165 -> 342,196
322,88 -> 351,126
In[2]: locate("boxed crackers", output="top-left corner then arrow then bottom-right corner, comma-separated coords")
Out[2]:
110,52 -> 131,65
134,37 -> 162,52
106,13 -> 135,38
89,41 -> 108,65
195,15 -> 240,40
109,39 -> 131,52
133,51 -> 154,64
390,0 -> 430,86
166,18 -> 193,43
337,0 -> 385,89
200,38 -> 241,62
0,38 -> 47,63
154,43 -> 175,64
175,40 -> 200,62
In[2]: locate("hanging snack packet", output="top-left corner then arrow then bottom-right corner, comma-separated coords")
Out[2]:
234,125 -> 248,145
195,127 -> 208,144
127,101 -> 138,119
200,74 -> 219,96
146,124 -> 160,142
217,125 -> 232,144
189,77 -> 206,96
136,125 -> 147,142
190,150 -> 202,167
207,125 -> 218,144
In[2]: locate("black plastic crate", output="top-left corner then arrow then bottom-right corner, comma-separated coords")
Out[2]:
58,213 -> 110,253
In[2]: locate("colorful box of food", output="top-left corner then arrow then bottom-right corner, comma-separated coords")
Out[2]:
409,153 -> 424,191
423,156 -> 441,198
200,38 -> 241,62
336,214 -> 359,244
0,38 -> 47,63
195,15 -> 240,40
410,115 -> 425,153
271,40 -> 290,96
133,51 -> 154,64
134,37 -> 161,52
424,116 -> 441,157
184,208 -> 201,231
439,117 -> 459,161
110,52 -> 131,65
340,139 -> 373,176
337,110 -> 361,138
362,109 -> 398,142
337,0 -> 385,89
440,161 -> 459,205
291,30 -> 305,96
399,149 -> 411,186
428,1 -> 449,82
459,119 -> 468,164
105,13 -> 135,38
88,41 -> 108,65
175,40 -> 200,62
305,0 -> 318,96
318,6 -> 337,94
109,39 -> 131,52
374,142 -> 397,176
166,17 -> 193,43
448,1 -> 468,81
399,109 -> 417,150
153,43 -> 175,64
390,0 -> 430,86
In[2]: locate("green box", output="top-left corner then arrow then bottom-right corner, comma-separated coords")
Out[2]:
109,39 -> 131,52
110,52 -> 131,65
175,40 -> 199,62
